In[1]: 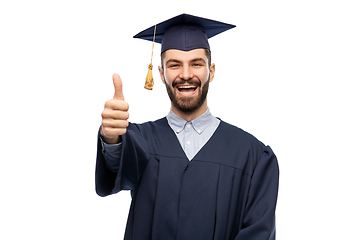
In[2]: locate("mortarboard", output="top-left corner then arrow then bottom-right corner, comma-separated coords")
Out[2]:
133,13 -> 236,90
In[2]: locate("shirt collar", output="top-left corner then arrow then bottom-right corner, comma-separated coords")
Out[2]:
166,109 -> 215,135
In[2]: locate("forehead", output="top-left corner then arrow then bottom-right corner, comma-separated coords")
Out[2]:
163,49 -> 207,62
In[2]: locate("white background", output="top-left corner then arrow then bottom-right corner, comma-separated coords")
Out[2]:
1,0 -> 359,239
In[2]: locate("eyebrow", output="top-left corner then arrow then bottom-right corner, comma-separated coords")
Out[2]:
166,59 -> 182,65
166,58 -> 206,65
190,58 -> 206,64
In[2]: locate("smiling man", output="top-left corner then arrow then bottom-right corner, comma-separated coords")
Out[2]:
161,48 -> 214,121
96,14 -> 279,240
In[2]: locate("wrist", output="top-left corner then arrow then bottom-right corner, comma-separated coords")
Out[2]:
100,126 -> 121,144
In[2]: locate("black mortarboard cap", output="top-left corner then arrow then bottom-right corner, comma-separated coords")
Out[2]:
134,13 -> 236,53
135,14 -> 235,90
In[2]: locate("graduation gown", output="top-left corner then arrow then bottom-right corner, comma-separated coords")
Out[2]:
96,117 -> 279,240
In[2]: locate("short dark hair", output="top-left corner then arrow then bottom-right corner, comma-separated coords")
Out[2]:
161,48 -> 211,68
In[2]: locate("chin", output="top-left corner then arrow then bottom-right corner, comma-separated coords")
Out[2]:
165,78 -> 210,113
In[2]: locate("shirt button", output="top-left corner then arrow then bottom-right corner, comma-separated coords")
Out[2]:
187,124 -> 191,128
176,129 -> 181,132
187,141 -> 191,145
197,130 -> 201,133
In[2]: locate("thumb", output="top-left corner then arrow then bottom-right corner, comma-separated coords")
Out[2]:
112,73 -> 124,100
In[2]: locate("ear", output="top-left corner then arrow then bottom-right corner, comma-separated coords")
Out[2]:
158,66 -> 166,84
209,63 -> 215,82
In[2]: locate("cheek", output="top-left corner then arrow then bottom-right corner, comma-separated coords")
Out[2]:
164,71 -> 176,85
197,69 -> 210,83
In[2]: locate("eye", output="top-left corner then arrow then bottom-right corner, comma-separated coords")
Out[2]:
166,61 -> 181,69
192,62 -> 204,67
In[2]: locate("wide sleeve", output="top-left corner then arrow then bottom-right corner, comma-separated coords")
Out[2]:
95,123 -> 150,197
235,146 -> 279,240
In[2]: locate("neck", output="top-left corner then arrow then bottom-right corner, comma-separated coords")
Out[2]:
171,100 -> 208,122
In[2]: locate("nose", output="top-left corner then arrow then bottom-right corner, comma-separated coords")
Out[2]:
179,65 -> 193,80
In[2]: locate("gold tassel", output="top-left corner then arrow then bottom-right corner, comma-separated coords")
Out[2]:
144,63 -> 153,90
144,24 -> 156,90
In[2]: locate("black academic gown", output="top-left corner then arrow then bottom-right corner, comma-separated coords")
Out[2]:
96,118 -> 279,240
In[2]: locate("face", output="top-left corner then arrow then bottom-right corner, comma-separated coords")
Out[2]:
159,49 -> 215,113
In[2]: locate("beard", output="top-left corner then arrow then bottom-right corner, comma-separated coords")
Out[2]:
165,76 -> 210,113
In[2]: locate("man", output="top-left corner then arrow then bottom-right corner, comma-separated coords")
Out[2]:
96,14 -> 279,240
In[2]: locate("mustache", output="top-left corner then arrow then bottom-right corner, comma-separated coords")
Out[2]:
172,79 -> 201,88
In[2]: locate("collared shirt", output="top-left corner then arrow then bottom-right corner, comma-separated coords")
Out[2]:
101,109 -> 220,171
166,109 -> 220,160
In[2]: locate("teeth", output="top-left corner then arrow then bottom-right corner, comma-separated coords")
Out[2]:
178,85 -> 196,89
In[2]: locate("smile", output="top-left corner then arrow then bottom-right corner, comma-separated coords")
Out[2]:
176,85 -> 198,96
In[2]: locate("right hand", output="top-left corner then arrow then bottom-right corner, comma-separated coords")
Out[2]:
100,73 -> 129,144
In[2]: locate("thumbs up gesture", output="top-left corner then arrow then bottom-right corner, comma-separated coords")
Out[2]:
101,73 -> 129,144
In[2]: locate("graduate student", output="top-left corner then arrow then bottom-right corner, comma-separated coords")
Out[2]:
96,14 -> 279,240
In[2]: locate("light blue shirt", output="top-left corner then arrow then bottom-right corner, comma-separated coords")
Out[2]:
165,109 -> 220,160
101,109 -> 220,171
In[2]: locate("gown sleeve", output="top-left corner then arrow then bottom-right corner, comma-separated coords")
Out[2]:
99,137 -> 123,172
95,124 -> 150,197
235,146 -> 279,240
